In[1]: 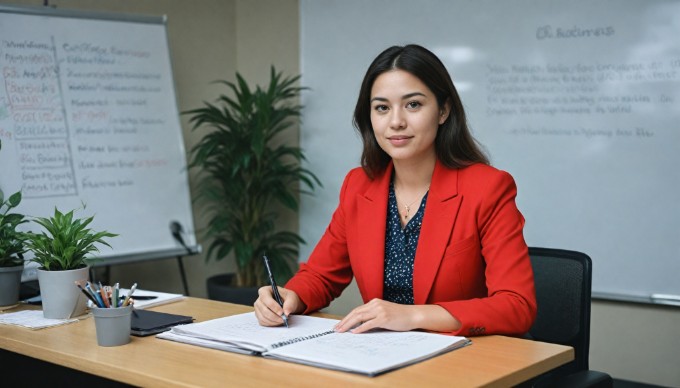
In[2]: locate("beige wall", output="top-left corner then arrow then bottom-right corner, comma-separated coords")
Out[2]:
234,0 -> 301,274
590,301 -> 680,386
3,1 -> 678,386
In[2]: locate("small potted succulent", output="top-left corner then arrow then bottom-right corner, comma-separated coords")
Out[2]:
25,207 -> 117,318
0,189 -> 28,307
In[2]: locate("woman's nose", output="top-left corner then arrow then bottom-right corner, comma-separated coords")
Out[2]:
389,109 -> 406,129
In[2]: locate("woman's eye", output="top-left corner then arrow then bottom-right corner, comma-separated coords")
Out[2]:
406,101 -> 422,109
374,104 -> 388,112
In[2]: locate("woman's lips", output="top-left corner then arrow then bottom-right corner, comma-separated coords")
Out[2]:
388,135 -> 412,146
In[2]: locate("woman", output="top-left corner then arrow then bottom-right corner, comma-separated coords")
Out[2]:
255,44 -> 536,336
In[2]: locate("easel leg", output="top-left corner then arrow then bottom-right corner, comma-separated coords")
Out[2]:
177,256 -> 189,296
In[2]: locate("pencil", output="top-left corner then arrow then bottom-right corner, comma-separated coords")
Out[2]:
75,282 -> 100,307
100,285 -> 110,308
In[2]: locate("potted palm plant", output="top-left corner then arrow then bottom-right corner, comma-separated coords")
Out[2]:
187,67 -> 320,304
25,207 -> 117,318
0,189 -> 28,307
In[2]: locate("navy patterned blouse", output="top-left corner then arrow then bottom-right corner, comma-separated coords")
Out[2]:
383,182 -> 428,305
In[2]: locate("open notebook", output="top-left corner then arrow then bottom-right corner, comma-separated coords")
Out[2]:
157,312 -> 470,376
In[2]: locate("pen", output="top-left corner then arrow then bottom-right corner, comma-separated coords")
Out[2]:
75,282 -> 100,307
120,295 -> 157,300
122,283 -> 137,307
262,254 -> 289,328
96,281 -> 108,307
83,281 -> 95,301
113,283 -> 119,308
86,282 -> 104,307
100,285 -> 110,308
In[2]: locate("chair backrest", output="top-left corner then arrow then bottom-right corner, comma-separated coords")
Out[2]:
528,247 -> 592,374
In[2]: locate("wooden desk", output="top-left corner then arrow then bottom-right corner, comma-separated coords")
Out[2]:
0,297 -> 573,387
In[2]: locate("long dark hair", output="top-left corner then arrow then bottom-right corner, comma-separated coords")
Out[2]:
353,44 -> 489,179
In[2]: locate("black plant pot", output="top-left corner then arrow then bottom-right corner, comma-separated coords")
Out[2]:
206,273 -> 259,306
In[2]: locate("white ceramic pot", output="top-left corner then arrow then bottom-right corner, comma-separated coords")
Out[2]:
0,264 -> 24,307
37,266 -> 89,319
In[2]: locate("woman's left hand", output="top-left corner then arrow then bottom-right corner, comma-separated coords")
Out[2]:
334,298 -> 417,333
334,299 -> 462,334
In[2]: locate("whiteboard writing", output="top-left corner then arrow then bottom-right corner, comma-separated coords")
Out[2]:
0,6 -> 197,277
299,0 -> 680,300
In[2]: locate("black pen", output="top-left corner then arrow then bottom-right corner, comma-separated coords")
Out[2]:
262,254 -> 289,328
118,295 -> 157,300
75,282 -> 101,307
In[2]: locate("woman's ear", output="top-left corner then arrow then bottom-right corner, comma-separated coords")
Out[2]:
439,100 -> 452,125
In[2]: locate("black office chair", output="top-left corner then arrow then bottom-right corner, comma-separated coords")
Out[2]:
526,247 -> 613,388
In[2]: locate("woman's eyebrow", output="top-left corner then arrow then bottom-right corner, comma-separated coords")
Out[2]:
370,92 -> 427,103
402,92 -> 426,100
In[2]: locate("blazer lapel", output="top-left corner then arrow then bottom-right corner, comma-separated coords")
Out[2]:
355,165 -> 392,301
413,162 -> 462,304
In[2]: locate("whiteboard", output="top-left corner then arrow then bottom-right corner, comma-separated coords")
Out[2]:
299,0 -> 680,303
0,5 -> 197,279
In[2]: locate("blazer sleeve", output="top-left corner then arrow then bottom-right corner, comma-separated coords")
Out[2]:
285,170 -> 356,313
436,170 -> 537,337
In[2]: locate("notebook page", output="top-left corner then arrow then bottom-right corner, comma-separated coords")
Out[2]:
264,329 -> 470,376
167,312 -> 338,353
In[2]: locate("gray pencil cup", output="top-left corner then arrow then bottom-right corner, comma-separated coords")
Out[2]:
91,305 -> 133,346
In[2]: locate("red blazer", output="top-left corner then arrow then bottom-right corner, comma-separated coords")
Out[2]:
286,161 -> 537,336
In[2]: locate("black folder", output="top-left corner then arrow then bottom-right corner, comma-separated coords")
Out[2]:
130,309 -> 194,336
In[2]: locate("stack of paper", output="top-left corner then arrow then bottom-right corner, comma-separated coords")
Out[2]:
118,288 -> 185,309
0,310 -> 78,329
86,288 -> 185,310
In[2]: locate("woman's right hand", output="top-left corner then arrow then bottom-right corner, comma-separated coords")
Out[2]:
254,286 -> 304,326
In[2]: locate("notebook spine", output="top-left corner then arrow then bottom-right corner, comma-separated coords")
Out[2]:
270,330 -> 335,349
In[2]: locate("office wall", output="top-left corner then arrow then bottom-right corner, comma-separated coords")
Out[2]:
42,0 -> 238,296
295,1 -> 680,385
590,301 -> 680,385
2,0 -> 300,297
234,0 -> 301,257
1,0 -> 238,294
294,2 -> 679,384
299,0 -> 680,302
2,1 -> 677,386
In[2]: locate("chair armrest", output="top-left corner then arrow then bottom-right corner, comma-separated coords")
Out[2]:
548,370 -> 613,388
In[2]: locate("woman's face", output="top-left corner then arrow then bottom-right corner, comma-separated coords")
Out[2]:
370,70 -> 449,165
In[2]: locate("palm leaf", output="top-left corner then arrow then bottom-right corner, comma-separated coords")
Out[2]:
185,68 -> 322,287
